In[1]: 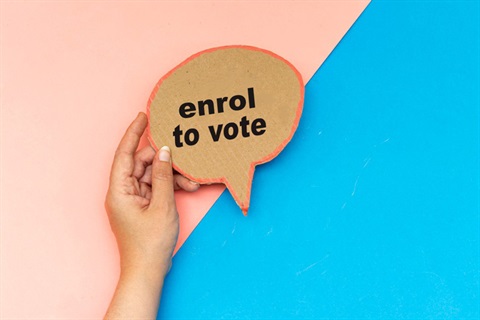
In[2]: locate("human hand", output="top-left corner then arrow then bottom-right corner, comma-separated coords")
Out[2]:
105,112 -> 197,318
105,112 -> 198,281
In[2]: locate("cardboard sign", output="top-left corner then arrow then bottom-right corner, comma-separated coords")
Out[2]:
148,45 -> 304,214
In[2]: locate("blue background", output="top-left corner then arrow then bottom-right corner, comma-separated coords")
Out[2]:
160,1 -> 479,318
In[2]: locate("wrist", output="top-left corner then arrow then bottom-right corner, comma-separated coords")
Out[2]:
120,258 -> 171,287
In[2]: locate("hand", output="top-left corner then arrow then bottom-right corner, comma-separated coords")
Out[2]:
104,112 -> 198,319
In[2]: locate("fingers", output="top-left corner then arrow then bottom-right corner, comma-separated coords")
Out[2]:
133,141 -> 201,194
139,159 -> 200,193
111,113 -> 148,184
149,146 -> 175,210
133,145 -> 156,179
174,174 -> 200,192
139,182 -> 152,200
139,165 -> 152,184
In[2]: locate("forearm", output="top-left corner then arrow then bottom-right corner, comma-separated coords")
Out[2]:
104,266 -> 166,320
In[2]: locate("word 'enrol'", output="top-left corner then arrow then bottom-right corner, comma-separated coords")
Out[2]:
173,87 -> 267,147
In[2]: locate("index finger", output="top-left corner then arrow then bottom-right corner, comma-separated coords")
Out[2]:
110,112 -> 148,184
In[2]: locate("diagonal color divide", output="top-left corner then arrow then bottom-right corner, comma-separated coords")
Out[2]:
1,1 -> 369,318
173,1 -> 370,253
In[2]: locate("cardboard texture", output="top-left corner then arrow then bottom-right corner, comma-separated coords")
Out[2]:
1,2 -> 370,318
148,46 -> 304,214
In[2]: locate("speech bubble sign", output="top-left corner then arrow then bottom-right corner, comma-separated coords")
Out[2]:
147,45 -> 304,215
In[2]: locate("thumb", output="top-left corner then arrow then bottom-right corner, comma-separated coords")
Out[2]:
149,146 -> 175,210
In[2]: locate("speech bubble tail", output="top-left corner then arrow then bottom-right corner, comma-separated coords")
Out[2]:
224,169 -> 254,216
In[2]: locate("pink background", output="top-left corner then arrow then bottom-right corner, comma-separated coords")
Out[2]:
1,1 -> 368,318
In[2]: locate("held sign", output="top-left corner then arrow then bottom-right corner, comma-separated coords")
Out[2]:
148,45 -> 304,214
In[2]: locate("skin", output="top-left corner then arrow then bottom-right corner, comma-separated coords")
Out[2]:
104,112 -> 199,319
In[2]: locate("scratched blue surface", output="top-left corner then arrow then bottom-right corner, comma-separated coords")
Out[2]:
159,1 -> 479,318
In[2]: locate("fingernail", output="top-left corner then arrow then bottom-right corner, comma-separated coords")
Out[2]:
159,146 -> 170,162
189,180 -> 199,185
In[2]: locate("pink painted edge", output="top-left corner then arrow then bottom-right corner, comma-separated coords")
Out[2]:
146,45 -> 304,215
